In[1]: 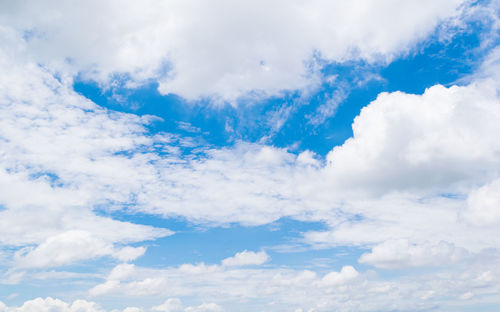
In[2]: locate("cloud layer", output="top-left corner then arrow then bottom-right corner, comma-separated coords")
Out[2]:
0,1 -> 499,311
1,28 -> 499,271
1,0 -> 465,101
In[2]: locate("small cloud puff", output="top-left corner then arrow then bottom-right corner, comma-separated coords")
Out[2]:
221,250 -> 270,267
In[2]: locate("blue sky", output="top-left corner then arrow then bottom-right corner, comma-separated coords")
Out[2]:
0,0 -> 500,311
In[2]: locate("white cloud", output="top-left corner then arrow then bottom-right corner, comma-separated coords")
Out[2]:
5,297 -> 105,312
0,0 -> 465,101
221,250 -> 269,267
152,298 -> 182,312
325,80 -> 500,195
303,49 -> 500,251
2,249 -> 500,311
0,298 -> 225,312
14,230 -> 113,268
183,303 -> 223,312
319,265 -> 359,286
122,308 -> 142,312
88,280 -> 121,298
462,179 -> 500,226
114,247 -> 147,263
82,252 -> 500,311
358,240 -> 467,269
13,231 -> 148,269
88,262 -> 365,310
152,300 -> 223,312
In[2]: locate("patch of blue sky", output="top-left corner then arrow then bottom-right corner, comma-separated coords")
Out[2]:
27,172 -> 64,188
97,210 -> 349,269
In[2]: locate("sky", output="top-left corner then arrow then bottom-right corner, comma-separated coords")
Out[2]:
0,0 -> 499,311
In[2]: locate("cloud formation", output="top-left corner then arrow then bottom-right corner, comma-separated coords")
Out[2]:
1,29 -> 499,273
358,240 -> 467,269
81,251 -> 500,311
221,250 -> 269,267
0,1 -> 499,310
1,0 -> 465,101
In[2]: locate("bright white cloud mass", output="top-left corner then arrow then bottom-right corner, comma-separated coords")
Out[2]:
1,0 -> 466,101
0,0 -> 499,311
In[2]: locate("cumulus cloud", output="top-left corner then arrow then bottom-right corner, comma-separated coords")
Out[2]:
0,298 -> 224,312
462,179 -> 500,226
13,231 -> 148,269
0,0 -> 465,101
303,49 -> 500,251
358,240 -> 468,269
14,231 -> 113,268
2,252 -> 500,310
221,250 -> 269,267
82,253 -> 500,311
152,298 -> 183,312
122,308 -> 143,312
2,297 -> 105,312
325,80 -> 500,194
183,303 -> 223,312
88,262 -> 365,310
319,265 -> 359,286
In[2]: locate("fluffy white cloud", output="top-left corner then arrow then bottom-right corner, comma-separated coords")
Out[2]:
152,300 -> 222,312
1,297 -> 105,312
88,262 -> 365,310
13,231 -> 147,268
122,308 -> 142,312
0,298 -> 225,312
0,0 -> 465,101
358,240 -> 467,269
325,80 -> 500,194
152,299 -> 182,312
2,249 -> 500,311
83,253 -> 500,311
14,231 -> 113,268
183,303 -> 223,312
114,247 -> 147,263
221,250 -> 269,267
462,179 -> 500,226
303,49 -> 500,251
319,265 -> 359,286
